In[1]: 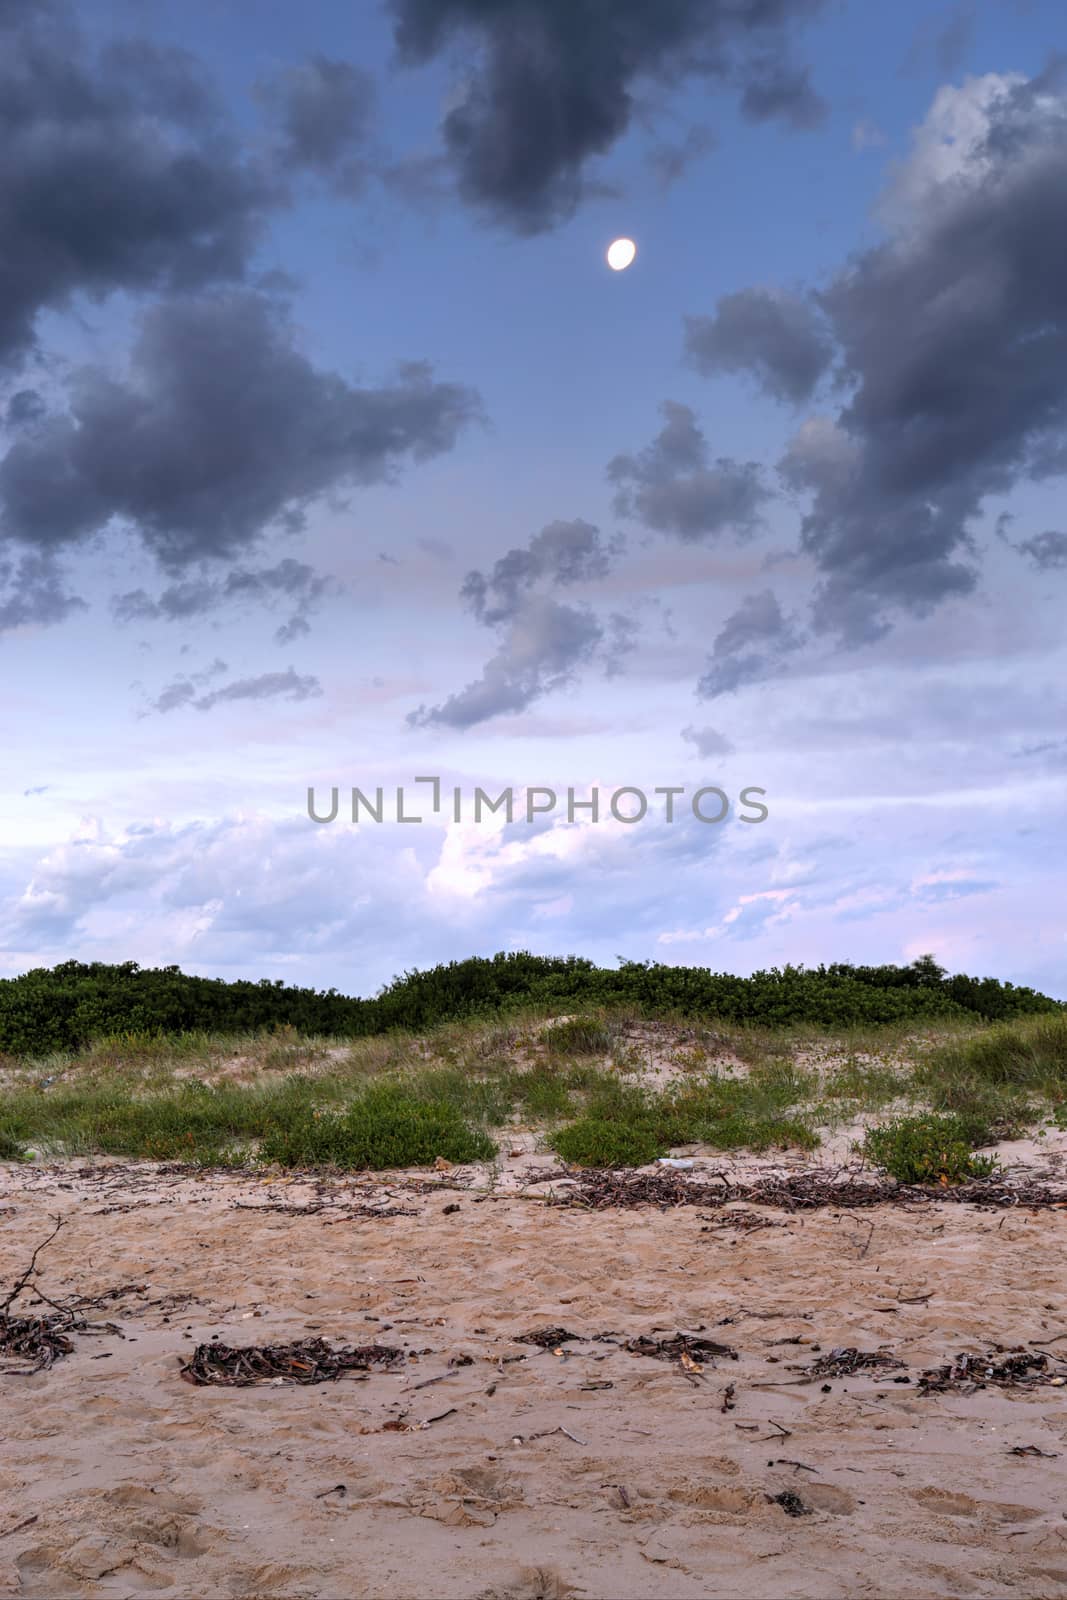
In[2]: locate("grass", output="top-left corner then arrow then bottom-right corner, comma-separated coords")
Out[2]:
2,1006 -> 1065,1174
913,1012 -> 1067,1140
259,1085 -> 496,1170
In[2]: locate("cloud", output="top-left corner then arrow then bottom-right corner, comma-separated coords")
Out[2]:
739,59 -> 826,130
147,665 -> 322,716
769,61 -> 1067,643
901,2 -> 977,79
461,518 -> 620,625
408,596 -> 603,729
681,725 -> 736,759
0,0 -> 276,368
0,550 -> 84,633
683,288 -> 834,405
255,55 -> 376,193
697,589 -> 804,697
648,124 -> 717,187
413,518 -> 632,727
114,558 -> 339,645
386,0 -> 827,233
851,119 -> 888,152
1016,530 -> 1067,569
608,402 -> 772,542
0,289 -> 484,578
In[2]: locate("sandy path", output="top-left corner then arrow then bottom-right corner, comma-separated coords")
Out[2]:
2,1163 -> 1067,1599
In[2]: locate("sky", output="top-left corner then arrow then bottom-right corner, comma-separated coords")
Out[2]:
1,0 -> 1065,999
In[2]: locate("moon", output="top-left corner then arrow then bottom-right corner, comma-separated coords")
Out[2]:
606,237 -> 637,272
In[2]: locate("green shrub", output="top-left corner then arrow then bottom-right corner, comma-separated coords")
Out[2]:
259,1085 -> 496,1170
2,952 -> 1058,1058
552,1116 -> 665,1168
863,1113 -> 999,1185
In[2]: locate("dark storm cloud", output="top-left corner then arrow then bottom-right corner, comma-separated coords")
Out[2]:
696,589 -> 804,698
408,596 -> 603,729
763,59 -> 1067,643
608,402 -> 771,542
0,0 -> 276,368
0,289 -> 484,573
148,666 -> 322,716
683,289 -> 834,405
387,0 -> 826,233
461,519 -> 621,625
255,55 -> 376,193
113,558 -> 338,644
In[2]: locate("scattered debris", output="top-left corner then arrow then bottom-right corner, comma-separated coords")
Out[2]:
612,1331 -> 738,1366
770,1490 -> 811,1516
0,1216 -> 121,1375
555,1169 -> 1067,1213
700,1210 -> 783,1234
179,1337 -> 404,1387
804,1347 -> 906,1380
918,1347 -> 1064,1394
514,1327 -> 581,1349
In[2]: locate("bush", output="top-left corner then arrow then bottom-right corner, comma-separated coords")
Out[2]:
552,1117 -> 665,1168
1,952 -> 1059,1057
863,1114 -> 999,1185
259,1085 -> 496,1171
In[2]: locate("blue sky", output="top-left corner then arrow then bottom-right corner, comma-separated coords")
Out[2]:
1,0 -> 1065,997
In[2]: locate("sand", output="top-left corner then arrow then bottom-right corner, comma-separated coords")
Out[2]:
2,1158 -> 1067,1600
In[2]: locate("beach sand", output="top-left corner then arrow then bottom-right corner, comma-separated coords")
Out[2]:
2,1159 -> 1067,1599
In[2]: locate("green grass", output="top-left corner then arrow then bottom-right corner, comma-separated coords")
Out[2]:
863,1113 -> 999,1185
538,1016 -> 616,1057
259,1084 -> 496,1170
548,1065 -> 821,1166
553,1117 -> 665,1168
913,1012 -> 1067,1139
4,1006 -> 1066,1177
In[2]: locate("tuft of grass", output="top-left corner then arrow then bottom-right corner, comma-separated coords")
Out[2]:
823,1055 -> 910,1110
863,1113 -> 999,1185
0,1126 -> 28,1160
259,1084 -> 495,1170
539,1016 -> 614,1057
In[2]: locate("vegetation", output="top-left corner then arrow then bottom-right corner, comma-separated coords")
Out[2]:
0,952 -> 1059,1057
863,1113 -> 999,1186
0,959 -> 1062,1175
914,1011 -> 1067,1140
259,1085 -> 496,1170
